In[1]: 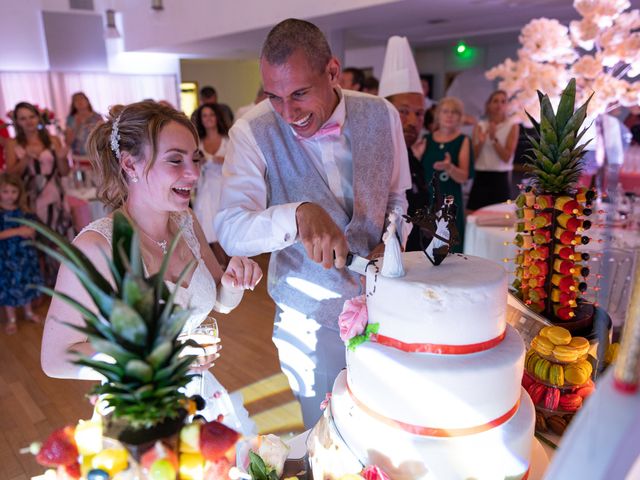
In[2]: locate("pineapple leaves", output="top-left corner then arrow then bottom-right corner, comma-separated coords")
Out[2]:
525,79 -> 592,193
14,217 -> 114,295
21,211 -> 196,428
112,211 -> 135,278
555,78 -> 576,131
124,359 -> 154,383
110,300 -> 148,347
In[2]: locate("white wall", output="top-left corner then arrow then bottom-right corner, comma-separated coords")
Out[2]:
344,45 -> 386,78
1,0 -> 49,71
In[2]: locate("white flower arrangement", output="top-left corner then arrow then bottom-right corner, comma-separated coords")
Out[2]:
486,0 -> 640,124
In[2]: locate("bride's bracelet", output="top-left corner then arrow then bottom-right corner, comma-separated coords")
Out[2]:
214,284 -> 244,314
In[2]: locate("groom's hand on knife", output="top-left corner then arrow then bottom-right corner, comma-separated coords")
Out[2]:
296,202 -> 349,269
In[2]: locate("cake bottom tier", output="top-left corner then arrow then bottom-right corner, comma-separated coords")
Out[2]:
309,370 -> 535,480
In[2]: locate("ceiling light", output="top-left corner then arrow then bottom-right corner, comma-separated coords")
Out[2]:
105,9 -> 120,39
456,41 -> 467,54
151,0 -> 164,10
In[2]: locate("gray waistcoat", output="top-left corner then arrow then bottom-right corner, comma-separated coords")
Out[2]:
248,94 -> 394,328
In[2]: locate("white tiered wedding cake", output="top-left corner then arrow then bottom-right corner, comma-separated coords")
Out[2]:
308,251 -> 535,479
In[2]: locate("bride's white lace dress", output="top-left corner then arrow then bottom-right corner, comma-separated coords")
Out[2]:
79,211 -> 255,435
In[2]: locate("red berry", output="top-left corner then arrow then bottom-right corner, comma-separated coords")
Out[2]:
199,421 -> 239,462
36,427 -> 78,467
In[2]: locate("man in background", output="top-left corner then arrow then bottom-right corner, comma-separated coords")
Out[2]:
339,66 -> 365,91
379,36 -> 428,252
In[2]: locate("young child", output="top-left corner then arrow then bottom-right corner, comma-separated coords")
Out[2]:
0,173 -> 43,334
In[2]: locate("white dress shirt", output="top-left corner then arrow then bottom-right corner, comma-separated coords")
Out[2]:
214,88 -> 411,256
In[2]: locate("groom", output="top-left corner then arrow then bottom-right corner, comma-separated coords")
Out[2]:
215,18 -> 410,427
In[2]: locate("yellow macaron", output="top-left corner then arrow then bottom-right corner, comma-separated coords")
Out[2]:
564,360 -> 593,385
531,335 -> 555,356
545,326 -> 572,346
568,336 -> 590,357
553,345 -> 580,363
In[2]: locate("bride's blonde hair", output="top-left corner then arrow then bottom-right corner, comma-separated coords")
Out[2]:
87,100 -> 198,209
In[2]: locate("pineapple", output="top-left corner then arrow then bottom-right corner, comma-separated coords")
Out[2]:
524,78 -> 591,194
20,212 -> 198,439
513,79 -> 597,328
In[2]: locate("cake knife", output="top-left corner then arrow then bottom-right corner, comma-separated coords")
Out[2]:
344,252 -> 377,275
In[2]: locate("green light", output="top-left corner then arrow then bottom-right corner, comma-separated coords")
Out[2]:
456,41 -> 467,55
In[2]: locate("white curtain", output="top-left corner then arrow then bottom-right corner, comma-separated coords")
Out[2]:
0,72 -> 53,127
0,71 -> 178,130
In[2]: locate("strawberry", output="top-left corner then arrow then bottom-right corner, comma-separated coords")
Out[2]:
204,458 -> 232,479
199,421 -> 239,462
64,462 -> 81,479
36,427 -> 79,467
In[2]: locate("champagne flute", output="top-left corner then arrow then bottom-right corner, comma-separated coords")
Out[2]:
178,316 -> 220,397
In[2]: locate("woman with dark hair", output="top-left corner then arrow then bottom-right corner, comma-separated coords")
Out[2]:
467,90 -> 520,210
65,92 -> 103,161
192,103 -> 231,266
6,102 -> 73,283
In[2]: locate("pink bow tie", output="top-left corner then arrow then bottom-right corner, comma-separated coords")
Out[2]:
297,122 -> 341,141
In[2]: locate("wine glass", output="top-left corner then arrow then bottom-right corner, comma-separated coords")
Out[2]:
178,316 -> 221,396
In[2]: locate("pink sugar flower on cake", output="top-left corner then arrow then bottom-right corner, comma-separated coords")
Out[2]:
339,295 -> 368,342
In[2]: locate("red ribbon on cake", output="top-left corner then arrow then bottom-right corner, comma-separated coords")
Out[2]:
347,383 -> 519,437
370,329 -> 506,355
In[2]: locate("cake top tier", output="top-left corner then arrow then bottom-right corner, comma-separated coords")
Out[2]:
366,252 -> 508,348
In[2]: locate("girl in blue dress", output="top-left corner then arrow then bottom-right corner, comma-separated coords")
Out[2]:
0,173 -> 43,334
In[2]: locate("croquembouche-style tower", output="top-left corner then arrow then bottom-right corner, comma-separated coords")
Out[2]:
512,79 -> 598,333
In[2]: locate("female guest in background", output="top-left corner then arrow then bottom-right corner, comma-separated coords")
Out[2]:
5,102 -> 73,284
420,97 -> 471,252
467,90 -> 519,210
41,101 -> 261,429
65,92 -> 103,162
192,103 -> 231,267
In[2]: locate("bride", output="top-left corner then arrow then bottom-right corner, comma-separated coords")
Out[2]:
41,100 -> 262,433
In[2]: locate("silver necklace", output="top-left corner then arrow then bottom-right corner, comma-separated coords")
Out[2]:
121,205 -> 169,254
139,229 -> 168,254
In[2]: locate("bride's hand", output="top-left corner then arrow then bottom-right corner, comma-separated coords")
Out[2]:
221,256 -> 263,290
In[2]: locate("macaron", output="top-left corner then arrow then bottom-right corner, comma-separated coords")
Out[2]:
545,326 -> 572,346
522,372 -> 535,390
534,358 -> 552,382
535,412 -> 548,432
526,351 -> 542,374
559,393 -> 583,412
527,383 -> 546,405
553,345 -> 580,363
547,415 -> 568,435
544,387 -> 561,410
568,337 -> 590,357
575,379 -> 595,399
549,363 -> 565,387
565,360 -> 593,385
532,336 -> 555,356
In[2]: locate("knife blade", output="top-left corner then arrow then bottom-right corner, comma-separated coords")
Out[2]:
345,252 -> 374,275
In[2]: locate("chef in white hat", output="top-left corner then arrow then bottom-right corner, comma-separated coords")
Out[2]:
379,36 -> 429,251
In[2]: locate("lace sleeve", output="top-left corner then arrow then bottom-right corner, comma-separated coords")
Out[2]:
76,217 -> 113,245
